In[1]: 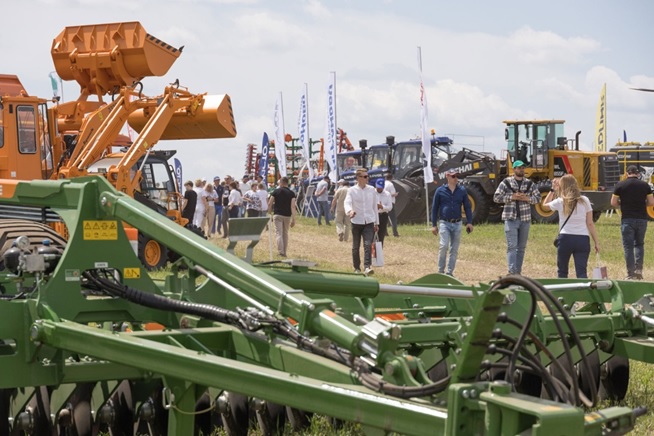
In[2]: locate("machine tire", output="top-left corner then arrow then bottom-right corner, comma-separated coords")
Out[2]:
138,232 -> 168,271
487,205 -> 503,224
646,205 -> 654,221
531,189 -> 558,224
463,183 -> 490,224
0,219 -> 67,270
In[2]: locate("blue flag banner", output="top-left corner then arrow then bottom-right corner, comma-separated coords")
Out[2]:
260,133 -> 270,186
174,158 -> 183,192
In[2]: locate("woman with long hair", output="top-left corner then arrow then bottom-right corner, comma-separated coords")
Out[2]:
543,174 -> 600,278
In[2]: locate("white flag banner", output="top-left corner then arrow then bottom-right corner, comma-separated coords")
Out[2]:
298,84 -> 314,179
418,48 -> 433,184
324,72 -> 338,181
273,92 -> 288,178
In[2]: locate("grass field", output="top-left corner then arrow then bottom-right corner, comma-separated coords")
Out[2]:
208,212 -> 654,434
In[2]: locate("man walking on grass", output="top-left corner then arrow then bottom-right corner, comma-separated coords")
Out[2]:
431,169 -> 473,277
611,165 -> 654,280
344,168 -> 378,275
493,160 -> 541,275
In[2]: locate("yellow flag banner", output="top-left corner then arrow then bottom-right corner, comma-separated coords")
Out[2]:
595,83 -> 606,152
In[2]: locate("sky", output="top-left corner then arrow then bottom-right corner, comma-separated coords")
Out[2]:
3,0 -> 654,182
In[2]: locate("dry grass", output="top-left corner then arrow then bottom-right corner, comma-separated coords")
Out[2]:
211,212 -> 649,285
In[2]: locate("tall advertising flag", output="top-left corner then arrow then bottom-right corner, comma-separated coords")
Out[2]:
298,83 -> 314,179
324,72 -> 338,181
48,71 -> 60,99
273,93 -> 288,178
173,158 -> 183,192
418,47 -> 433,184
594,83 -> 607,152
259,132 -> 270,186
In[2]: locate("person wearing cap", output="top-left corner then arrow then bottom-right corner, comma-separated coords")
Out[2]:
212,177 -> 224,235
331,179 -> 351,242
345,168 -> 379,275
315,175 -> 331,226
220,176 -> 233,237
611,165 -> 654,280
268,176 -> 297,257
375,178 -> 393,246
493,160 -> 541,275
431,168 -> 473,277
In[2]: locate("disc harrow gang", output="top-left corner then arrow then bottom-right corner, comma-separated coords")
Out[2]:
0,176 -> 652,435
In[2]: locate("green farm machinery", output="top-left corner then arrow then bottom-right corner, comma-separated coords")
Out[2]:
0,176 -> 653,435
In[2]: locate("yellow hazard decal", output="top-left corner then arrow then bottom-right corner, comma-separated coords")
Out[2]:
123,268 -> 141,279
83,220 -> 118,240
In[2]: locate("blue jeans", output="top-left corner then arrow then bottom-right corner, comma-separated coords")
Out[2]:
351,223 -> 374,270
438,221 -> 462,275
621,218 -> 648,276
213,204 -> 223,233
504,219 -> 531,275
557,234 -> 590,278
317,200 -> 331,225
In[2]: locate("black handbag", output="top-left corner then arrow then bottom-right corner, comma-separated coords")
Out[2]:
553,202 -> 577,247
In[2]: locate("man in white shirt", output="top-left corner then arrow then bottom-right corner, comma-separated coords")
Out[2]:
384,174 -> 400,237
315,175 -> 331,225
344,168 -> 378,275
375,178 -> 393,246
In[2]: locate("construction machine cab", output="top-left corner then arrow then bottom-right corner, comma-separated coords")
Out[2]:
504,120 -> 568,173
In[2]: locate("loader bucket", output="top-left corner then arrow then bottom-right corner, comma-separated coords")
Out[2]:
127,94 -> 237,139
0,74 -> 28,97
51,22 -> 181,95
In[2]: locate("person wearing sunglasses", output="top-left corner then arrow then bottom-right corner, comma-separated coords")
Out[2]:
344,168 -> 379,275
431,169 -> 473,277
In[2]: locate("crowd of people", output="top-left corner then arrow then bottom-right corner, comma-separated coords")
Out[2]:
433,161 -> 653,280
182,163 -> 653,281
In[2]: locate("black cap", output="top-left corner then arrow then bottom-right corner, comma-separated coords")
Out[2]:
626,165 -> 639,174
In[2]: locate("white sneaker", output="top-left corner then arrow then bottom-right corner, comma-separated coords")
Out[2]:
364,267 -> 374,276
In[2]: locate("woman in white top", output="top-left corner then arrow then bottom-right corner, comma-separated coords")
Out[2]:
543,174 -> 600,278
227,181 -> 242,218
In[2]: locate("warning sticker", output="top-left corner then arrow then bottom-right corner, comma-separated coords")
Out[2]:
65,269 -> 81,282
124,268 -> 141,279
83,221 -> 118,240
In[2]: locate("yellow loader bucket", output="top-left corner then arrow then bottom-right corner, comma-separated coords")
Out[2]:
128,94 -> 237,139
51,22 -> 181,95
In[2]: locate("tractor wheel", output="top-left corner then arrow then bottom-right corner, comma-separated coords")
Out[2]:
0,219 -> 67,270
138,232 -> 168,271
463,183 -> 490,224
487,205 -> 503,224
647,205 -> 654,221
531,190 -> 558,224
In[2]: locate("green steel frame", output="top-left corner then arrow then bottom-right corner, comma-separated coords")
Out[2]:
0,176 -> 652,434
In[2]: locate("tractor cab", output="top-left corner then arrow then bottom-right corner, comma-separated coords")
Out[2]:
0,75 -> 56,181
504,120 -> 568,176
337,148 -> 364,185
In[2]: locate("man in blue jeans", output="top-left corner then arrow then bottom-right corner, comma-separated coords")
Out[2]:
315,175 -> 331,225
611,165 -> 654,280
493,160 -> 541,275
431,169 -> 474,276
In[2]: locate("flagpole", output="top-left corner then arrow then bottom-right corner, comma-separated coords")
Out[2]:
418,47 -> 431,227
332,71 -> 338,180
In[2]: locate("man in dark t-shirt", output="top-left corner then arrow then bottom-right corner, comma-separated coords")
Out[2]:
611,165 -> 654,279
182,181 -> 197,224
268,177 -> 296,257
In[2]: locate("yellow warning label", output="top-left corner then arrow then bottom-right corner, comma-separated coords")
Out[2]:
124,268 -> 141,279
83,220 -> 118,240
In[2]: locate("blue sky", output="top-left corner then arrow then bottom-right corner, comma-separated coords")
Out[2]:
4,0 -> 654,180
